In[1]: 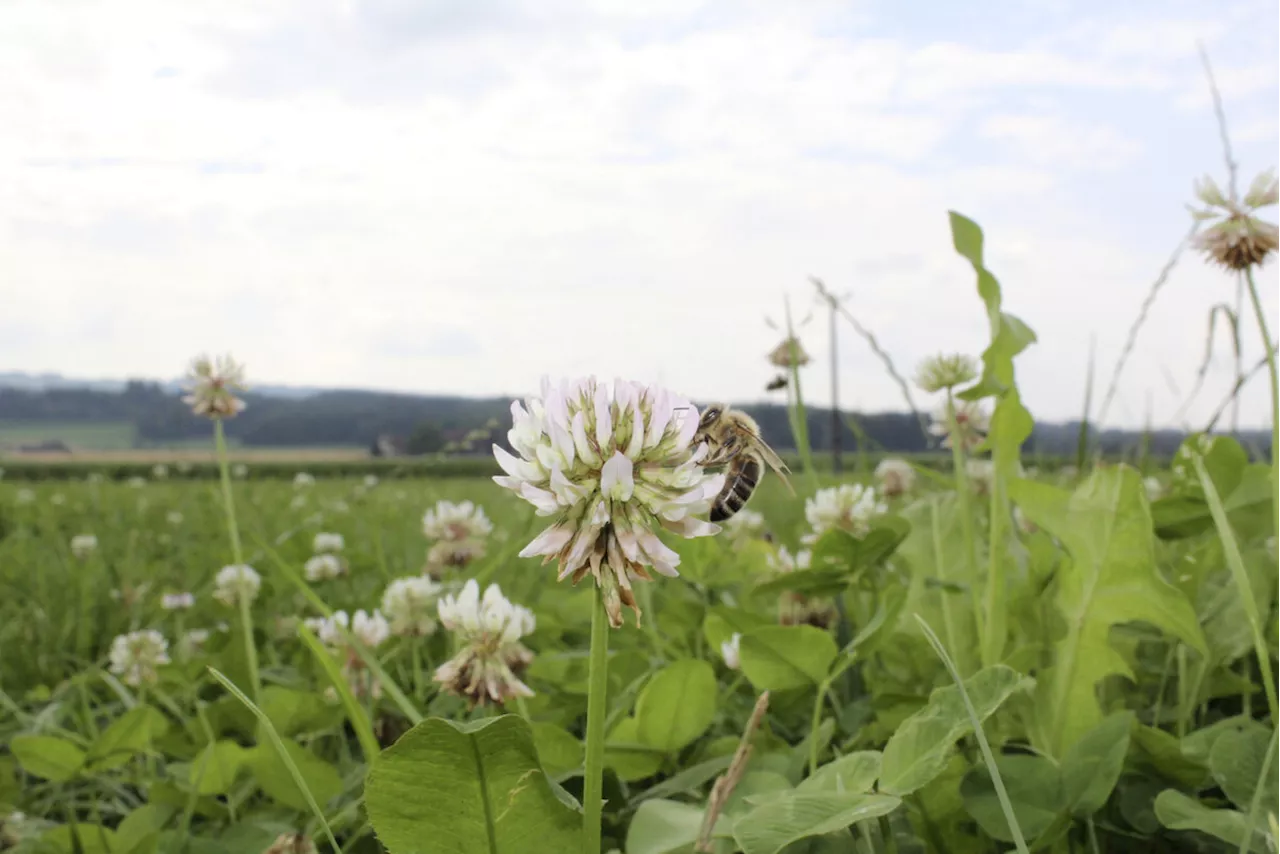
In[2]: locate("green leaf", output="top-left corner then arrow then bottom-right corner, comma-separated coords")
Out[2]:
115,803 -> 176,854
298,621 -> 380,762
947,211 -> 1037,399
365,715 -> 581,854
737,626 -> 838,691
38,824 -> 119,854
635,659 -> 717,752
606,717 -> 665,782
256,685 -> 340,738
703,610 -> 772,652
1154,789 -> 1268,853
1209,723 -> 1278,811
961,754 -> 1063,843
11,735 -> 86,782
247,739 -> 341,812
1131,725 -> 1207,788
1060,711 -> 1133,816
530,723 -> 583,780
1009,467 -> 1207,756
633,755 -> 733,804
189,740 -> 248,795
625,799 -> 725,854
754,518 -> 910,598
879,665 -> 1030,796
732,792 -> 901,854
86,705 -> 169,772
798,751 -> 881,795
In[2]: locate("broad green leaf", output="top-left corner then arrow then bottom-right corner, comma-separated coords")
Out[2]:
189,740 -> 248,795
961,754 -> 1063,843
530,723 -> 583,780
798,751 -> 880,795
11,735 -> 86,782
257,685 -> 340,738
1154,789 -> 1268,853
703,610 -> 772,652
1131,725 -> 1207,788
87,705 -> 169,772
948,211 -> 1037,400
754,519 -> 910,598
634,755 -> 733,804
879,665 -> 1029,796
247,739 -> 341,813
625,799 -> 729,854
1209,723 -> 1277,811
636,659 -> 717,752
897,496 -> 980,675
737,626 -> 838,691
606,717 -> 665,782
1181,715 -> 1255,766
1061,711 -> 1133,816
731,772 -> 796,811
115,803 -> 176,853
365,715 -> 580,854
732,792 -> 901,854
1154,463 -> 1273,540
1009,467 -> 1206,756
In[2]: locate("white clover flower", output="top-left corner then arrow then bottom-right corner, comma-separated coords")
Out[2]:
352,609 -> 391,648
721,509 -> 766,546
804,484 -> 887,541
108,629 -> 170,686
425,539 -> 488,575
161,591 -> 196,610
179,628 -> 210,656
422,500 -> 494,542
128,476 -> 146,489
182,354 -> 247,419
50,493 -> 66,506
914,354 -> 978,393
720,633 -> 741,670
363,474 -> 379,488
290,495 -> 307,510
152,464 -> 169,480
767,546 -> 811,574
928,399 -> 989,451
382,576 -> 443,637
874,458 -> 916,498
293,472 -> 315,489
1144,476 -> 1163,502
435,580 -> 536,706
16,488 -> 34,504
304,612 -> 349,648
1190,169 -> 1279,271
313,532 -> 345,553
213,564 -> 261,606
232,463 -> 249,479
494,376 -> 725,627
967,459 -> 995,495
166,511 -> 184,525
303,554 -> 344,581
70,534 -> 98,559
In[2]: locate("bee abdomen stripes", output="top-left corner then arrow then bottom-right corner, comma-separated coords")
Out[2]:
710,456 -> 762,522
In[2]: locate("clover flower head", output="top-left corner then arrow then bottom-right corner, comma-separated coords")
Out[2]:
179,628 -> 211,656
182,354 -> 247,419
1190,169 -> 1279,271
928,399 -> 990,451
1144,476 -> 1164,502
162,591 -> 196,610
70,534 -> 98,559
767,545 -> 811,574
213,564 -> 261,606
434,580 -> 536,706
16,488 -> 34,504
108,629 -> 170,686
363,474 -> 379,488
152,464 -> 169,480
804,484 -> 887,541
767,335 -> 812,369
382,576 -> 443,637
232,463 -> 249,479
167,511 -> 184,525
304,554 -> 345,581
721,633 -> 741,670
293,472 -> 315,489
425,539 -> 487,575
874,458 -> 916,498
494,376 -> 725,627
313,532 -> 344,553
423,500 -> 493,542
352,609 -> 391,648
128,476 -> 146,488
915,353 -> 978,393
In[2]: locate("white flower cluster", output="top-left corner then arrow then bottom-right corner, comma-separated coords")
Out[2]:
721,508 -> 766,546
422,500 -> 493,573
182,355 -> 247,419
804,484 -> 887,542
874,458 -> 915,498
294,472 -> 315,489
70,534 -> 98,559
381,576 -> 443,637
435,580 -> 536,706
108,629 -> 170,686
304,555 -> 344,582
494,377 -> 724,627
161,592 -> 196,610
313,532 -> 344,553
305,609 -> 391,651
928,399 -> 989,451
213,564 -> 261,606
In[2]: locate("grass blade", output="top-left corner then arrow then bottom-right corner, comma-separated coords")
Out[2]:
207,667 -> 340,853
297,622 -> 381,763
913,614 -> 1031,854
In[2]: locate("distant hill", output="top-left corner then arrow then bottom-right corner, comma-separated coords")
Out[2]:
0,372 -> 1267,459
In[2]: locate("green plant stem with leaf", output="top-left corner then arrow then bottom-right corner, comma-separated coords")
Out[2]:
945,391 -> 984,650
582,585 -> 610,853
1244,269 -> 1279,535
214,419 -> 260,705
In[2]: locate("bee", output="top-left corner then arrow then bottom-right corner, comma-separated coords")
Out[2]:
765,374 -> 789,392
692,403 -> 794,521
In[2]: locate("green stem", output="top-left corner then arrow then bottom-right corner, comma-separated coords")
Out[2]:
808,677 -> 831,776
878,814 -> 899,854
784,297 -> 819,489
215,419 -> 259,704
1244,269 -> 1278,536
930,499 -> 966,677
946,391 -> 984,647
981,471 -> 1006,668
582,585 -> 610,854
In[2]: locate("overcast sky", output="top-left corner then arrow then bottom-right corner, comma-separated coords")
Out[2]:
2,0 -> 1277,429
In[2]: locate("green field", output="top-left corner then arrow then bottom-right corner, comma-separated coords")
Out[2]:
0,420 -> 138,450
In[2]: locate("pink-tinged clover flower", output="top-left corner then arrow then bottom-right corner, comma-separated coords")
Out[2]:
493,377 -> 725,627
182,354 -> 247,419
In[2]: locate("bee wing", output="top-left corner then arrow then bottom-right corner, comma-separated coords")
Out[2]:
754,440 -> 797,497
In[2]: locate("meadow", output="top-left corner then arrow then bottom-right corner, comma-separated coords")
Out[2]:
0,212 -> 1276,854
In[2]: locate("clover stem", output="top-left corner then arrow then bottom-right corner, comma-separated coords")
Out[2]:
582,584 -> 610,853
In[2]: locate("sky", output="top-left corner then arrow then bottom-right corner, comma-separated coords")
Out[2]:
1,0 -> 1277,430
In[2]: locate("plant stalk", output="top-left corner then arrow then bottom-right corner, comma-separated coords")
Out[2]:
215,419 -> 259,704
582,585 -> 610,853
946,391 -> 984,647
1244,269 -> 1279,536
